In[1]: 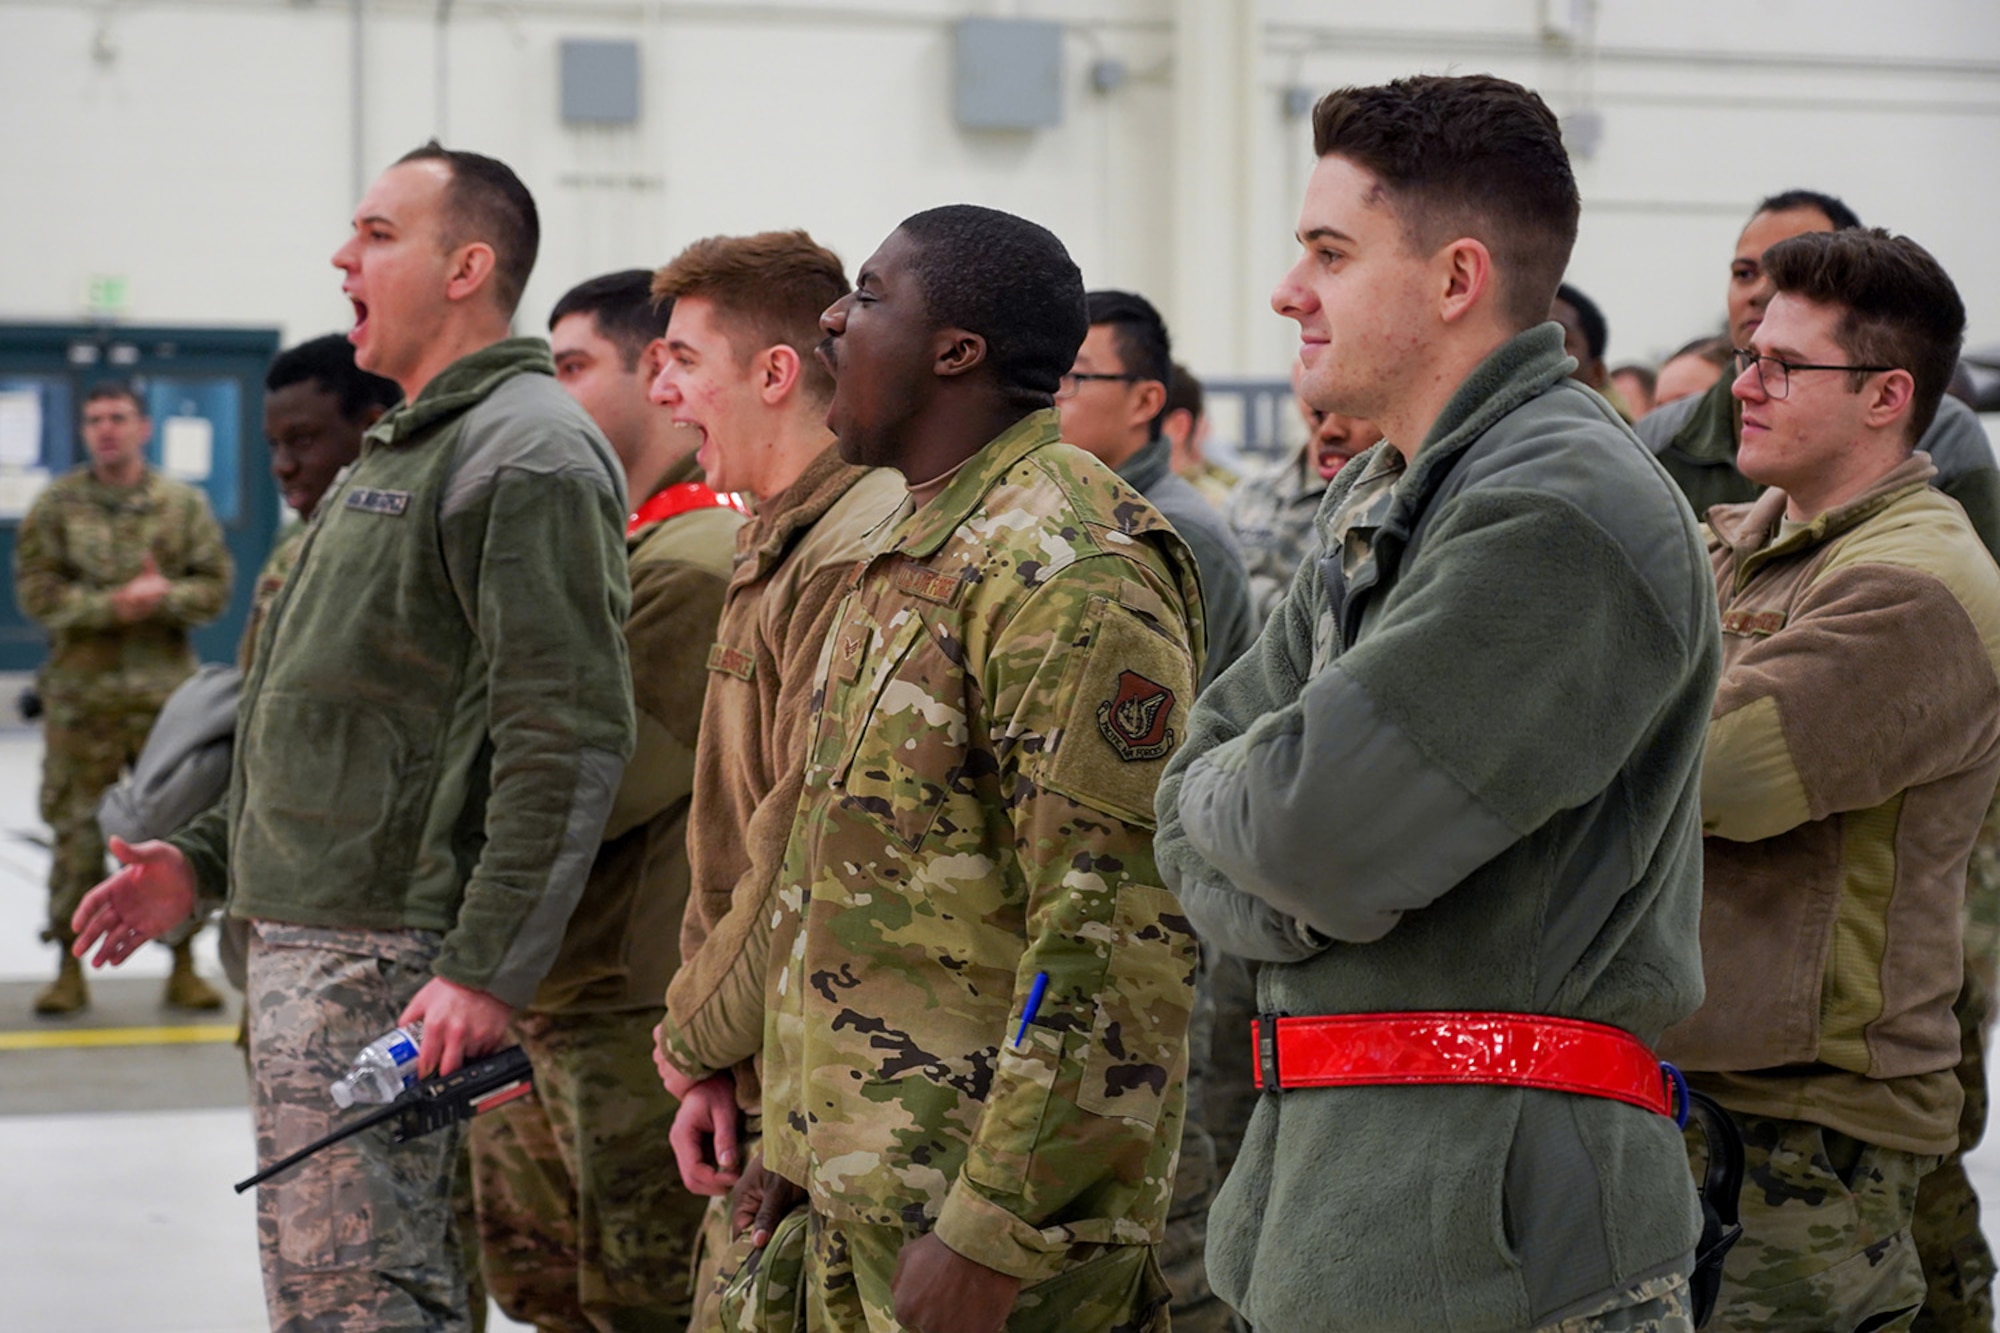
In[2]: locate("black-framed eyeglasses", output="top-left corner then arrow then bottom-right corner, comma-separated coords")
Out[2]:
1055,371 -> 1142,400
1732,348 -> 1897,400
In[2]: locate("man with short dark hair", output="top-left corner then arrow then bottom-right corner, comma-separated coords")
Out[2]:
1553,282 -> 1611,393
642,229 -> 904,1325
1658,228 -> 2000,1333
732,205 -> 1204,1333
1060,290 -> 1255,690
467,269 -> 738,1329
71,146 -> 634,1330
1637,190 -> 2000,550
14,381 -> 231,1015
1158,75 -> 1721,1331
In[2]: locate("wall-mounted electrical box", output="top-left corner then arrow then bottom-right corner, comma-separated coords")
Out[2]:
953,18 -> 1063,131
560,39 -> 641,125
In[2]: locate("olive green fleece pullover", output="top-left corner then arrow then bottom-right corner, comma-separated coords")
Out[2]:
171,338 -> 635,1008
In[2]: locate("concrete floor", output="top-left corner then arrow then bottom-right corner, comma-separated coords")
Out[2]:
5,719 -> 2000,1329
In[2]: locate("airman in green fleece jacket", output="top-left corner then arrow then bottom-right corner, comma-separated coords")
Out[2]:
1156,76 -> 1721,1333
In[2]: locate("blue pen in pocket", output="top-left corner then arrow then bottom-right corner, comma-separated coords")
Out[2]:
1012,971 -> 1051,1049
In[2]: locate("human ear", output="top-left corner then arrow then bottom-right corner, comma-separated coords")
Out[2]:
1864,369 -> 1917,434
1129,380 -> 1167,432
935,330 -> 988,379
639,338 -> 669,383
444,241 -> 498,304
761,344 -> 804,404
1438,238 -> 1493,325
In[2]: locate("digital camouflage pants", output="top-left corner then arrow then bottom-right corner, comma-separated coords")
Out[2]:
800,1213 -> 1170,1333
469,1005 -> 704,1332
1533,1271 -> 1694,1333
39,705 -> 154,944
246,921 -> 471,1332
1695,1110 -> 1936,1333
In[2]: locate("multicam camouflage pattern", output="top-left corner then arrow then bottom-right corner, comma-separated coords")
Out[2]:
760,411 -> 1206,1285
703,1199 -> 808,1333
469,1007 -> 703,1331
1224,445 -> 1327,626
1534,1271 -> 1694,1333
17,466 -> 230,942
243,920 -> 472,1331
1693,1110 -> 1935,1333
1913,788 -> 2000,1331
38,708 -> 154,943
803,1215 -> 1170,1333
14,466 -> 231,709
238,524 -> 307,669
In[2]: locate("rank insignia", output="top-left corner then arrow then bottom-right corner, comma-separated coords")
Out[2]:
1096,670 -> 1177,762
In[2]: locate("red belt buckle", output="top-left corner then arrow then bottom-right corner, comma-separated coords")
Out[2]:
1250,1011 -> 1674,1117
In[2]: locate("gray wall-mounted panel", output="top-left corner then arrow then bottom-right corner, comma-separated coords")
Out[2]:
560,39 -> 641,125
953,18 -> 1063,131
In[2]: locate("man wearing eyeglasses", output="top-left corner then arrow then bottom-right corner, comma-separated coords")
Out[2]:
1058,290 -> 1256,692
1636,189 -> 2000,557
1657,228 -> 2000,1333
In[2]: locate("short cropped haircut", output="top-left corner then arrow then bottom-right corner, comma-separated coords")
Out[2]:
397,141 -> 540,318
1762,228 -> 1966,445
652,230 -> 848,405
1611,363 -> 1656,397
1755,189 -> 1861,232
83,381 -> 146,414
1311,75 -> 1578,332
1668,335 -> 1734,369
897,205 -> 1086,402
267,334 -> 401,420
1086,290 -> 1173,389
1165,361 -> 1204,421
549,270 -> 667,372
1555,283 -> 1608,362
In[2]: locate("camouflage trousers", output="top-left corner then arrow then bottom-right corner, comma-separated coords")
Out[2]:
800,1213 -> 1170,1333
39,704 -> 155,943
1694,1110 -> 1937,1333
1533,1271 -> 1694,1332
468,1005 -> 704,1332
1162,943 -> 1255,1333
246,920 -> 472,1332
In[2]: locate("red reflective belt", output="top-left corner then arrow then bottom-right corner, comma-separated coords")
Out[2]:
1250,1011 -> 1675,1117
628,482 -> 747,534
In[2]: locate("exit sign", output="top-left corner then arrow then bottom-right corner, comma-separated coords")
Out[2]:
84,274 -> 131,317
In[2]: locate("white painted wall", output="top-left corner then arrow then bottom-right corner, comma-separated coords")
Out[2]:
2,0 -> 1996,394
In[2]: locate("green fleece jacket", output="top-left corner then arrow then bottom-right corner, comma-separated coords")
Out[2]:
171,338 -> 635,1007
1157,324 -> 1721,1331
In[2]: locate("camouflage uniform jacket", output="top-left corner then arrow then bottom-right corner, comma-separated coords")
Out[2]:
1225,444 -> 1325,627
1159,325 -> 1720,1331
1660,454 -> 2000,1156
761,410 -> 1206,1283
658,445 -> 903,1109
169,338 -> 636,1007
236,522 -> 307,669
14,465 -> 231,713
530,455 -> 742,1014
1638,373 -> 2000,558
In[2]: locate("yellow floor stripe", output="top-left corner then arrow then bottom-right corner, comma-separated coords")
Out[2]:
0,1023 -> 236,1051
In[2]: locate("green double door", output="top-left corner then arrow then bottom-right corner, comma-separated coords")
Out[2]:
0,323 -> 282,675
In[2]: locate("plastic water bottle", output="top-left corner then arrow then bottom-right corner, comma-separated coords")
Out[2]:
329,1022 -> 424,1108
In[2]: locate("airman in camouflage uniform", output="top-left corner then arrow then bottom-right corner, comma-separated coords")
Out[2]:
741,207 -> 1205,1333
14,382 -> 231,1014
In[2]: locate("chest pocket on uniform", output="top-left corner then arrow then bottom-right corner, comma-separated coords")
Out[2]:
828,612 -> 967,853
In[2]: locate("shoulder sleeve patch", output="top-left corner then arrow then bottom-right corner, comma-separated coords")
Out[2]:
706,641 -> 756,681
1035,593 -> 1196,827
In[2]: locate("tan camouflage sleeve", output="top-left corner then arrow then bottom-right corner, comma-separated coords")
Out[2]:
12,495 -> 121,632
156,489 -> 231,628
933,556 -> 1201,1279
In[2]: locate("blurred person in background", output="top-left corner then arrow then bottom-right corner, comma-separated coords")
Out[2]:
1652,336 -> 1732,412
1227,358 -> 1384,625
1612,362 -> 1657,419
1163,362 -> 1237,507
13,380 -> 231,1016
1552,281 -> 1633,419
